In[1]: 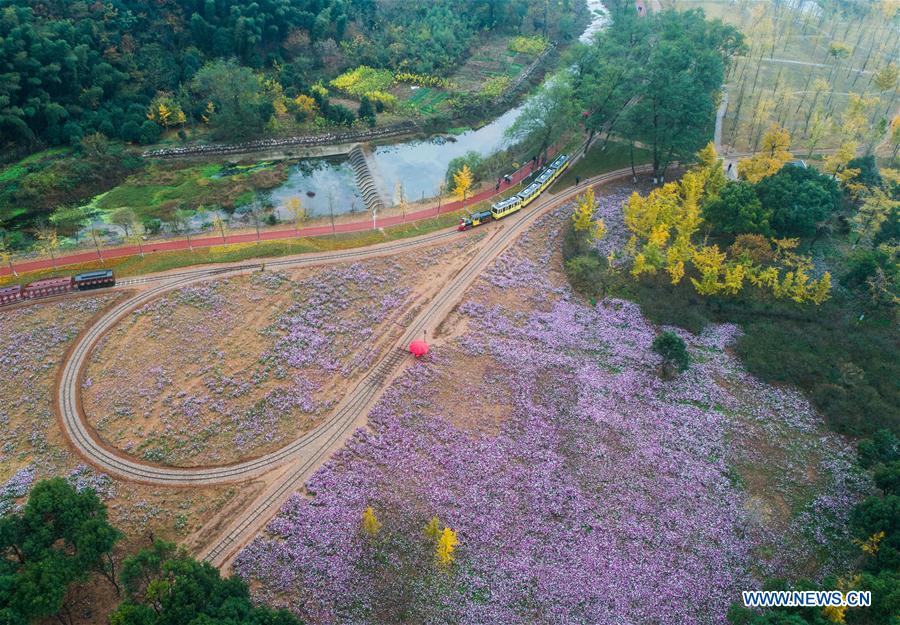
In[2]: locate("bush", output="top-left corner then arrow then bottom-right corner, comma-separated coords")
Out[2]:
480,76 -> 511,99
508,35 -> 550,55
565,254 -> 603,297
729,234 -> 776,265
330,66 -> 394,97
703,180 -> 772,236
652,331 -> 690,377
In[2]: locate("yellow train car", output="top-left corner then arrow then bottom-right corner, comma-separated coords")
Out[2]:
484,154 -> 570,223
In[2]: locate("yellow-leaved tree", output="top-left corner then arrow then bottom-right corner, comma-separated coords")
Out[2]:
572,187 -> 595,231
572,187 -> 606,241
622,146 -> 832,304
285,197 -> 307,234
147,94 -> 187,128
737,123 -> 793,183
424,516 -> 442,542
624,169 -> 704,285
823,141 -> 858,182
436,527 -> 459,566
453,164 -> 473,207
694,142 -> 727,201
362,506 -> 381,537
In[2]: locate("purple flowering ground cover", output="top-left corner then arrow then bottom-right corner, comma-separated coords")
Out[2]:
235,183 -> 868,625
0,295 -> 255,544
82,238 -> 478,467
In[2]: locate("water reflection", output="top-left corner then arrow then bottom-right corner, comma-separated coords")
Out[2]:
268,158 -> 365,219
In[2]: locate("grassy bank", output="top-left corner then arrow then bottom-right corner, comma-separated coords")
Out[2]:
555,141 -> 653,189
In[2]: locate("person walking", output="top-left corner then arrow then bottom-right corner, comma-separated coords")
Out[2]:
575,176 -> 580,185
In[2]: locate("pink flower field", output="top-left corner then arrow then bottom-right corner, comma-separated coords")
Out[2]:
82,237 -> 479,466
235,186 -> 868,624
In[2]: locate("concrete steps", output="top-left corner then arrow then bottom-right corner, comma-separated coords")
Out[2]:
348,145 -> 389,214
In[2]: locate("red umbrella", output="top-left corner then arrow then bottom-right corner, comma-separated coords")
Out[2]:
409,339 -> 429,358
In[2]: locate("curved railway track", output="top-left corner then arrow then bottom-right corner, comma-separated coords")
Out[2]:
53,163 -> 652,567
57,229 -> 466,486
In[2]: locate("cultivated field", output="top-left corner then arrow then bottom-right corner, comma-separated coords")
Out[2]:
81,237 -> 482,467
234,182 -> 867,623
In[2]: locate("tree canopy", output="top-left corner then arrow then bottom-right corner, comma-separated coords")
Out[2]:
0,478 -> 121,625
112,540 -> 303,625
568,8 -> 744,178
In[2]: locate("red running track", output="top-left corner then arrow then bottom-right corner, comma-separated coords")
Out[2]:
1,155 -> 551,277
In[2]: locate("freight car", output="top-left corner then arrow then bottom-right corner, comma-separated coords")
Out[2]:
24,277 -> 73,298
0,285 -> 22,305
458,154 -> 569,231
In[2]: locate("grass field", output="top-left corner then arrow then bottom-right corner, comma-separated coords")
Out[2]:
554,141 -> 653,188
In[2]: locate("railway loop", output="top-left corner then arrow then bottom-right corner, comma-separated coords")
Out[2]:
52,162 -> 652,566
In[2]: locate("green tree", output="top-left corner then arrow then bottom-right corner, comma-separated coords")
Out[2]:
0,478 -> 122,625
618,9 -> 744,180
506,76 -> 578,164
703,181 -> 773,236
652,331 -> 690,378
191,60 -> 274,140
112,541 -> 302,625
755,165 -> 842,238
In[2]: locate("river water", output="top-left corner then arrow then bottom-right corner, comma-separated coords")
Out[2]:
268,0 -> 610,220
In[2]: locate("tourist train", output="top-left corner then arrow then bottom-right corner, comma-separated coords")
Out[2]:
0,270 -> 116,306
458,154 -> 569,231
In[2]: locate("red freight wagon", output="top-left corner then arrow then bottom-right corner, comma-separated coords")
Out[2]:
0,285 -> 22,305
23,277 -> 73,299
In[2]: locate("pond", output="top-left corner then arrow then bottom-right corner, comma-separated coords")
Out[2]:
268,158 -> 366,220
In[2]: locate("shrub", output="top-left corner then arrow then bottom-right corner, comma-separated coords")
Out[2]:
394,72 -> 451,88
702,181 -> 772,236
755,165 -> 842,237
729,234 -> 775,265
480,76 -> 511,99
565,254 -> 603,297
652,331 -> 690,378
364,90 -> 397,110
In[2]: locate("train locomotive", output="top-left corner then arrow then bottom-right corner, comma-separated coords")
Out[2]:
458,154 -> 569,231
0,269 -> 115,306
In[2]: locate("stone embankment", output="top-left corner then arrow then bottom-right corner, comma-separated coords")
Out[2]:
142,121 -> 418,159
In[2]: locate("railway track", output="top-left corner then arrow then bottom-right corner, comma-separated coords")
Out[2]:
57,230 -> 467,486
53,162 -> 652,567
198,164 -> 654,567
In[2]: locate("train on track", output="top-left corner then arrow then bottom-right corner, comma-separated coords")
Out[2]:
458,153 -> 569,231
0,269 -> 116,306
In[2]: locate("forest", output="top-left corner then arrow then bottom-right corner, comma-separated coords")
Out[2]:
0,0 -> 577,151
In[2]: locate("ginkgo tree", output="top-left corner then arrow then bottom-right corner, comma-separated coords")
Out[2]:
624,144 -> 832,304
453,164 -> 473,208
737,123 -> 793,183
571,187 -> 606,242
